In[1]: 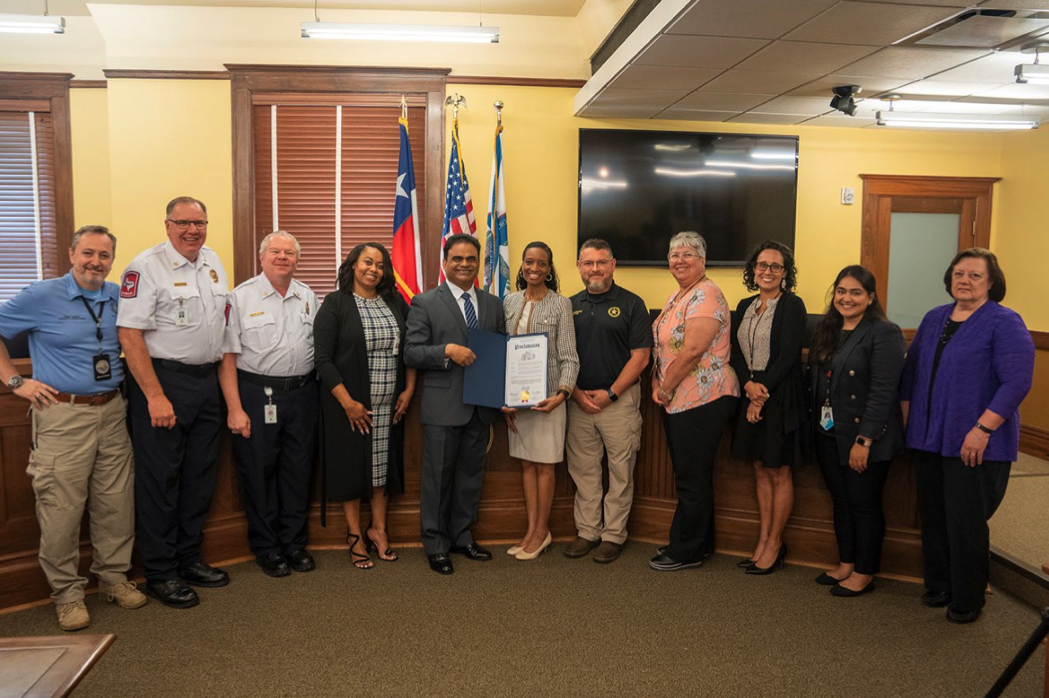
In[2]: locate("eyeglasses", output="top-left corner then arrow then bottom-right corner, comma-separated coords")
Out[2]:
668,252 -> 700,262
578,260 -> 612,270
755,262 -> 784,273
167,219 -> 209,230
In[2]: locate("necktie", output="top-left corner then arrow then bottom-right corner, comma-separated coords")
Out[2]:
461,292 -> 478,330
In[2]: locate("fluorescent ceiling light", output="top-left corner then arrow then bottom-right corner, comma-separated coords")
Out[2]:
876,111 -> 1038,130
654,167 -> 736,178
0,13 -> 64,34
1015,63 -> 1049,85
301,22 -> 499,43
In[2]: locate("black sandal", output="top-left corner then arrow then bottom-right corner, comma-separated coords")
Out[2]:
346,533 -> 373,570
366,527 -> 398,562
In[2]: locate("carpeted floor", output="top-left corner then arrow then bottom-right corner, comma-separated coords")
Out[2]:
991,452 -> 1049,568
1,545 -> 1044,697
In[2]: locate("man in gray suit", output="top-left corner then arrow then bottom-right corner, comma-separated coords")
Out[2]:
405,234 -> 506,575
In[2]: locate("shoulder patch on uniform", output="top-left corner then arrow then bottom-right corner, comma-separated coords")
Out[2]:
224,301 -> 231,326
121,271 -> 140,298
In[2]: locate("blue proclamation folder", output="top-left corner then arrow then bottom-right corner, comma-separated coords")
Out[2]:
463,328 -> 547,409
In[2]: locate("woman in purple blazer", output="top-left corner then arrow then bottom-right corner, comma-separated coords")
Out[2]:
899,248 -> 1034,624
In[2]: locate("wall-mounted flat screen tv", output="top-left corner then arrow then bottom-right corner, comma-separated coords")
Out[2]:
578,129 -> 798,266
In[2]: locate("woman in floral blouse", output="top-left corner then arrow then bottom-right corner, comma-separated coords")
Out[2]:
648,231 -> 740,572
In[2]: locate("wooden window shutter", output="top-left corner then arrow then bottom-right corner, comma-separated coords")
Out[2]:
0,110 -> 58,301
251,97 -> 427,297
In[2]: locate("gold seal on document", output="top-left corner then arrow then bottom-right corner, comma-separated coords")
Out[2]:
520,390 -> 531,403
210,269 -> 219,283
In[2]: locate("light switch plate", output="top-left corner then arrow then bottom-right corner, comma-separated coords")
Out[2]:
841,187 -> 854,205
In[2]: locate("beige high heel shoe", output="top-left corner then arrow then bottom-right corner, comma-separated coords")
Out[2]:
506,544 -> 524,556
514,532 -> 552,561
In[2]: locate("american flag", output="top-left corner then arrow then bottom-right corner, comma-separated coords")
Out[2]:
440,118 -> 476,283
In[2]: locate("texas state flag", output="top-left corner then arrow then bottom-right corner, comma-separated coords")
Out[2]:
391,116 -> 423,303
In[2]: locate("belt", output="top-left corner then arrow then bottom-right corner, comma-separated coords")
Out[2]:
152,358 -> 218,377
237,369 -> 315,392
54,388 -> 121,406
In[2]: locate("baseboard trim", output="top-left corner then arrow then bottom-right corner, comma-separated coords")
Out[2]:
1020,424 -> 1049,460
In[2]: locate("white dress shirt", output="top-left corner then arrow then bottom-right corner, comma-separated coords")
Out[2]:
446,280 -> 479,327
222,273 -> 317,377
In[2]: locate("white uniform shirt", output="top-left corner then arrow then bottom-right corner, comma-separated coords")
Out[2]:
116,241 -> 229,364
223,273 -> 317,377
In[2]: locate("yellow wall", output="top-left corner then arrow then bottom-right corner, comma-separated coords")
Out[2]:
103,79 -> 234,281
69,88 -> 112,230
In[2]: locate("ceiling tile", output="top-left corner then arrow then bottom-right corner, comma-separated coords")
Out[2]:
727,113 -> 809,125
674,91 -> 775,111
579,105 -> 661,119
635,34 -> 770,69
735,41 -> 881,75
657,109 -> 740,122
752,95 -> 835,115
859,0 -> 975,5
896,79 -> 1009,97
784,2 -> 963,46
610,65 -> 720,91
591,87 -> 691,110
971,82 -> 1049,99
787,75 -> 912,97
698,70 -> 814,94
801,114 -> 879,128
838,46 -> 989,79
977,0 -> 1049,9
667,0 -> 838,39
931,50 -> 1027,82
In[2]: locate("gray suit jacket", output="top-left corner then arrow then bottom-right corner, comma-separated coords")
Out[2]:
405,282 -> 506,427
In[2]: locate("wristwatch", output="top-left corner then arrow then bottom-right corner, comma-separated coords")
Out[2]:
975,422 -> 994,435
855,436 -> 871,447
557,388 -> 571,400
6,375 -> 24,391
606,388 -> 619,403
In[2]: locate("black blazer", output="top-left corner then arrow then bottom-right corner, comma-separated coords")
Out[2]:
314,290 -> 409,500
730,292 -> 808,434
808,317 -> 906,464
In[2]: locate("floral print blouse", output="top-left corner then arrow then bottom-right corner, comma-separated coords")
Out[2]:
653,277 -> 739,414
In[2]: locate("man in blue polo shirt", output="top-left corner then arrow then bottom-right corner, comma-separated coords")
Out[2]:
0,225 -> 146,631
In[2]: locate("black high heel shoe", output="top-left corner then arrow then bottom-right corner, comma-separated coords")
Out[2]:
346,533 -> 373,570
736,558 -> 755,569
745,543 -> 787,576
365,527 -> 398,562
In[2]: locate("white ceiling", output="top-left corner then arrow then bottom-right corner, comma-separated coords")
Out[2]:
576,0 -> 1049,128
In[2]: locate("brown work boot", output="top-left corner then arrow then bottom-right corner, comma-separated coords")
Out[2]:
593,541 -> 623,564
56,600 -> 90,631
103,581 -> 148,609
563,536 -> 600,558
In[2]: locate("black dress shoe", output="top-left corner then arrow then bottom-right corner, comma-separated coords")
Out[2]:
830,582 -> 875,597
449,543 -> 492,561
257,553 -> 291,578
648,551 -> 706,571
745,543 -> 788,576
178,561 -> 230,588
286,548 -> 316,573
946,606 -> 982,624
736,558 -> 756,569
922,589 -> 952,608
428,553 -> 454,575
815,572 -> 842,586
146,579 -> 199,609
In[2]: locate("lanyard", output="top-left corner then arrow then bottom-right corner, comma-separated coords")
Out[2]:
79,296 -> 106,352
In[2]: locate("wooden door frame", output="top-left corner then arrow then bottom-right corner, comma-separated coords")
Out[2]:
859,175 -> 1000,316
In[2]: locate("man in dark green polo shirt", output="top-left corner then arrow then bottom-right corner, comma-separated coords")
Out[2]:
564,239 -> 652,564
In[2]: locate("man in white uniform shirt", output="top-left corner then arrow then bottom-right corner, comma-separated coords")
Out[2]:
117,196 -> 230,608
219,231 -> 319,578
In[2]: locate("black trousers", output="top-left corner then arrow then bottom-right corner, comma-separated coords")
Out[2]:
914,449 -> 1011,613
231,379 -> 318,558
663,396 -> 737,562
815,432 -> 891,575
420,410 -> 487,555
128,364 -> 221,582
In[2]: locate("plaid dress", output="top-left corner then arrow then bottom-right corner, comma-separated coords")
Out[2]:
354,293 -> 399,487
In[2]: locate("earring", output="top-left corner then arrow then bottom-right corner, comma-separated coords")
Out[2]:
546,274 -> 553,282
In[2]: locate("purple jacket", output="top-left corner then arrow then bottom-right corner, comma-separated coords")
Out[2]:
899,301 -> 1034,461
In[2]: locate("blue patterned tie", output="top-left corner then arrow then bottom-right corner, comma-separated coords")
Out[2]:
461,292 -> 478,330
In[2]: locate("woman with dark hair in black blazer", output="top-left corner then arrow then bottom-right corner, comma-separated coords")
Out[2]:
730,241 -> 807,575
809,265 -> 904,597
314,243 -> 416,569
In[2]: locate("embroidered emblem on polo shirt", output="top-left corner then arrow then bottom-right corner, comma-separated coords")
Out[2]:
210,269 -> 219,284
121,271 -> 140,299
608,307 -> 621,318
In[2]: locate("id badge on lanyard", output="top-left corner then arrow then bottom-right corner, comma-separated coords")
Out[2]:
819,369 -> 834,431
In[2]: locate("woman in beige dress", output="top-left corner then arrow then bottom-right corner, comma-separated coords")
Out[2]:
503,242 -> 579,560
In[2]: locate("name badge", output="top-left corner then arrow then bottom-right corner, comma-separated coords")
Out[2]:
175,297 -> 189,327
819,405 -> 834,432
264,385 -> 277,424
93,353 -> 112,382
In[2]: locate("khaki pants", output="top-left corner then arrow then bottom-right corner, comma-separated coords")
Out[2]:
565,383 -> 643,545
26,396 -> 135,604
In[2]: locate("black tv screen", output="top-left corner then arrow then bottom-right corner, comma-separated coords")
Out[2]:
577,129 -> 798,266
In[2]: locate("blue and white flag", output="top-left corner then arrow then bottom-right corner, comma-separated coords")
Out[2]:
484,123 -> 509,299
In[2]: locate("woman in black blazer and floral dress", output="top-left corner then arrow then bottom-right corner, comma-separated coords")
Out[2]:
809,265 -> 905,597
730,241 -> 807,575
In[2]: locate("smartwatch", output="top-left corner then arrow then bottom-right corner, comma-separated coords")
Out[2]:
606,388 -> 619,403
975,422 -> 994,435
855,436 -> 871,448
